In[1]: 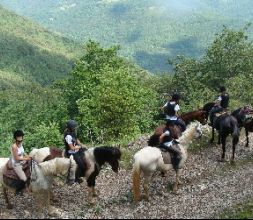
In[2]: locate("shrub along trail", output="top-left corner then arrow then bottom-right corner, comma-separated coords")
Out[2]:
1,131 -> 253,219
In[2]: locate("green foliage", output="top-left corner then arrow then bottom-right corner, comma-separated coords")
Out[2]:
64,41 -> 158,143
220,201 -> 253,219
25,122 -> 63,151
167,26 -> 253,111
0,6 -> 81,87
0,86 -> 68,155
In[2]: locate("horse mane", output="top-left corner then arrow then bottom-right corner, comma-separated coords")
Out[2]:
178,122 -> 199,147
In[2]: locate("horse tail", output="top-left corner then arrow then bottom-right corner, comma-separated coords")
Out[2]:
132,160 -> 141,202
232,117 -> 240,145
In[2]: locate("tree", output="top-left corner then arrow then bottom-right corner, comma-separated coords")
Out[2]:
65,41 -> 158,143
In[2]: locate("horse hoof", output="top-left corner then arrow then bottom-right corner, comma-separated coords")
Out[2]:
230,160 -> 235,165
89,198 -> 97,206
7,204 -> 13,209
144,196 -> 150,202
172,190 -> 179,195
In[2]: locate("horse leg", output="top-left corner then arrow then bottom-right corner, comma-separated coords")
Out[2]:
173,169 -> 182,194
245,129 -> 249,147
87,166 -> 99,205
143,173 -> 151,201
231,142 -> 236,164
217,131 -> 221,145
210,127 -> 215,143
220,136 -> 226,162
3,187 -> 13,209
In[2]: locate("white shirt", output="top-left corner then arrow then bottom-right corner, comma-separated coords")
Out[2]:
163,130 -> 173,147
164,101 -> 180,120
11,144 -> 25,165
65,135 -> 78,154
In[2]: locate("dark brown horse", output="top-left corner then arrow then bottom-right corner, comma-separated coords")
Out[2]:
148,109 -> 207,146
202,102 -> 240,162
232,107 -> 253,147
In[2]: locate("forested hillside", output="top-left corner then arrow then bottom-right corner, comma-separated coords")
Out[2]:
0,6 -> 81,86
0,0 -> 253,72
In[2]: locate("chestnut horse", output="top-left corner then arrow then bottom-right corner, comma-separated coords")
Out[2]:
148,109 -> 206,146
30,146 -> 121,203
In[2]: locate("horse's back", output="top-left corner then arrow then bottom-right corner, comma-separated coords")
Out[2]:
29,147 -> 51,163
134,147 -> 162,167
0,158 -> 9,184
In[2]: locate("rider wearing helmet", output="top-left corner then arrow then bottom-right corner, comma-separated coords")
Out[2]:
209,86 -> 230,126
162,93 -> 186,132
64,120 -> 86,183
159,121 -> 182,160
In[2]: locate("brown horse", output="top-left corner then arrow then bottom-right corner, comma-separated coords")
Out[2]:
148,109 -> 206,146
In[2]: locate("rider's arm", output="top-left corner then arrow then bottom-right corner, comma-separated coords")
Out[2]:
65,135 -> 81,151
12,145 -> 29,161
76,139 -> 85,148
214,96 -> 222,106
159,130 -> 170,143
175,104 -> 180,117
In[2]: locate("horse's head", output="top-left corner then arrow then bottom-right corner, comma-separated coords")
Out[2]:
202,102 -> 215,121
108,147 -> 121,173
94,147 -> 121,173
197,110 -> 207,125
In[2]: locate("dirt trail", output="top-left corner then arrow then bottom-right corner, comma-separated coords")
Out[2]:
0,133 -> 253,219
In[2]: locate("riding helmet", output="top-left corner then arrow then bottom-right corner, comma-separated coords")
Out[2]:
172,93 -> 181,101
67,120 -> 78,130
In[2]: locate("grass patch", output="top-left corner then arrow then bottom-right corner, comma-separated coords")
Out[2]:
220,201 -> 253,219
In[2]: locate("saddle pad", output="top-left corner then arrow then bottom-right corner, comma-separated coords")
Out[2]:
161,151 -> 172,165
215,111 -> 228,117
3,160 -> 31,180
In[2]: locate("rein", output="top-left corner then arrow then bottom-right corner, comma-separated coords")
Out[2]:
30,159 -> 39,183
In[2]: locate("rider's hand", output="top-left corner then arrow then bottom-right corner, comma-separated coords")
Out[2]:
25,156 -> 31,161
75,145 -> 81,150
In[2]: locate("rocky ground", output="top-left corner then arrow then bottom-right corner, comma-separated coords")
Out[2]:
0,129 -> 253,219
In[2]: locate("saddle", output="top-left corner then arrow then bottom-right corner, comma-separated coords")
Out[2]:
160,144 -> 182,169
3,160 -> 31,180
215,111 -> 228,118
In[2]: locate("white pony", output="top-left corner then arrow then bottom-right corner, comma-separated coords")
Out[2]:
132,122 -> 202,202
0,156 -> 77,216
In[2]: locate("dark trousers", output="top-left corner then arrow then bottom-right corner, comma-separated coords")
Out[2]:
166,119 -> 186,132
69,149 -> 86,180
209,106 -> 223,125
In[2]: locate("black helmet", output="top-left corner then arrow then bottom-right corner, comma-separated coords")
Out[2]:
219,86 -> 226,93
66,120 -> 78,130
172,93 -> 181,101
